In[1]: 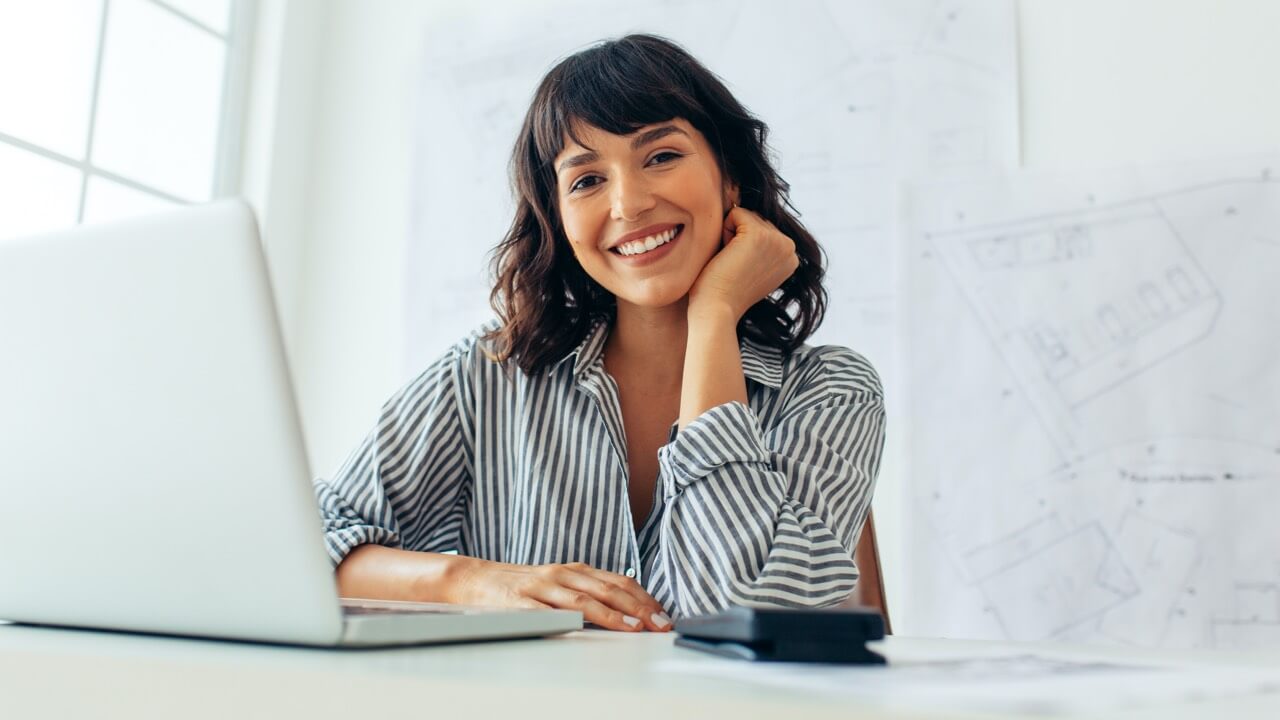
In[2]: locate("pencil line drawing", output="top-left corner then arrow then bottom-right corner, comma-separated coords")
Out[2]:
976,522 -> 1138,641
928,199 -> 1227,456
1210,582 -> 1280,649
907,162 -> 1280,649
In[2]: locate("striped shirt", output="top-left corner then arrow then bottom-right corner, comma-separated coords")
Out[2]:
313,319 -> 886,617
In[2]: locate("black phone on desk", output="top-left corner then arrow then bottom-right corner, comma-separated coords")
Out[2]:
673,606 -> 886,664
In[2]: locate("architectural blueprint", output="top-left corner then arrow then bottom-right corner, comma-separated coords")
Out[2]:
404,0 -> 1019,392
904,155 -> 1280,648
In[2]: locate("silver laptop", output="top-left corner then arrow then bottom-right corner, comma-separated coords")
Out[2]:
0,199 -> 581,646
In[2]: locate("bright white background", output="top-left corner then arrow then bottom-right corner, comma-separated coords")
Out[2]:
239,0 -> 1280,629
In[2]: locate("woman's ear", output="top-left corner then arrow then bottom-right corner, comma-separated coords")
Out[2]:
724,180 -> 740,209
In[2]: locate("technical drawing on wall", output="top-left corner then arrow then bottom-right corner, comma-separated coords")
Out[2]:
905,156 -> 1280,649
930,199 -> 1224,455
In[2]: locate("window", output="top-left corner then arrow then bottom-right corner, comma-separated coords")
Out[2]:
0,0 -> 253,241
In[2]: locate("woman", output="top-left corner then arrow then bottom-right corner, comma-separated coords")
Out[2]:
315,34 -> 885,633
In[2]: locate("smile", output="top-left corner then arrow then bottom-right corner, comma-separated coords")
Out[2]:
610,225 -> 683,263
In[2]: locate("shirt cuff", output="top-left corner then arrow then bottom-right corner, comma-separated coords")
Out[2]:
323,526 -> 402,568
658,401 -> 776,492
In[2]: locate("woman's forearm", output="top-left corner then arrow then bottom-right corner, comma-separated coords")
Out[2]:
678,303 -> 748,430
335,545 -> 671,630
334,544 -> 465,603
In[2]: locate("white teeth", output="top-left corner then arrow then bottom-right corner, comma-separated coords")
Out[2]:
617,227 -> 678,256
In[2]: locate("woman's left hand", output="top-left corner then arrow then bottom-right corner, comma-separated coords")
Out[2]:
687,206 -> 799,322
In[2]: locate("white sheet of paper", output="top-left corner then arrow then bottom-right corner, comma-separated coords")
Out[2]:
901,154 -> 1280,649
660,640 -> 1280,715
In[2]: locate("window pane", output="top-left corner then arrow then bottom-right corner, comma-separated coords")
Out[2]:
161,0 -> 230,34
0,143 -> 82,242
92,0 -> 226,202
82,175 -> 179,225
0,0 -> 103,159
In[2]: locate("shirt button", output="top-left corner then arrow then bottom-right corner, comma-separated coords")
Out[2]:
624,567 -> 636,578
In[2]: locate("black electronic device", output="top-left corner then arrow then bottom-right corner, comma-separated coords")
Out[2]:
673,606 -> 887,664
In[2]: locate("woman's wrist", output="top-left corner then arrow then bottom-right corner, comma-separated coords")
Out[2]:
336,544 -> 476,604
679,298 -> 749,429
414,552 -> 477,604
687,296 -> 740,328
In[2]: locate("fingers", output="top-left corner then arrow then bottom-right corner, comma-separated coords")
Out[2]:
722,205 -> 784,247
468,560 -> 672,632
726,208 -> 796,273
722,205 -> 756,246
559,565 -> 672,632
722,206 -> 740,246
529,581 -> 644,632
593,572 -> 672,632
524,564 -> 672,632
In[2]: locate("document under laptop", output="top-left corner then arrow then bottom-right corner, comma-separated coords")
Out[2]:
0,199 -> 581,646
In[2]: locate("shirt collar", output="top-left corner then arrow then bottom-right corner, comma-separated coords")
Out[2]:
557,319 -> 784,390
561,318 -> 610,379
738,333 -> 785,389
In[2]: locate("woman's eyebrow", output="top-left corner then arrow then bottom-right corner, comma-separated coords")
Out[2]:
556,125 -> 690,177
557,151 -> 598,176
630,124 -> 688,150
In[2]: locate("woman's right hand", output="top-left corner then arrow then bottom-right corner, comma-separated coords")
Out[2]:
445,557 -> 672,632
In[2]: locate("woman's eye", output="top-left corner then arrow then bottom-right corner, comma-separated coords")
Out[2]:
569,175 -> 602,193
648,151 -> 682,165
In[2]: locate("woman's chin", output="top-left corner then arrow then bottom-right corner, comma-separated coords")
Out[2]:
614,284 -> 694,311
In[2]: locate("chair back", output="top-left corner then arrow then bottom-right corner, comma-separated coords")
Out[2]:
850,509 -> 892,634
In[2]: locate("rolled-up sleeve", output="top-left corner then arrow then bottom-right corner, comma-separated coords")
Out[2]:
312,338 -> 475,568
655,347 -> 885,616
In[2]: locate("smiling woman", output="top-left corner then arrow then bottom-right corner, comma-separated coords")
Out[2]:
489,34 -> 827,373
314,34 -> 886,630
556,118 -> 726,309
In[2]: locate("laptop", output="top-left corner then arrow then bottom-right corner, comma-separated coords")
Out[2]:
0,199 -> 581,646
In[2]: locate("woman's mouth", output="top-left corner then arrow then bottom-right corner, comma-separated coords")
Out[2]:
609,224 -> 683,265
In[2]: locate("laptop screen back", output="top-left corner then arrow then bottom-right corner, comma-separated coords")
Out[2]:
0,200 -> 344,645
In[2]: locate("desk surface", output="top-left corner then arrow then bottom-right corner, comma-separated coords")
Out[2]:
1,622 -> 1279,719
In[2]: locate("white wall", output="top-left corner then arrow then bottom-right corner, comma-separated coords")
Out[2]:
243,0 -> 1280,627
1019,0 -> 1280,168
239,0 -> 331,439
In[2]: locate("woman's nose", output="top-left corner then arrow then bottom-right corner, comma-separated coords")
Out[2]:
609,171 -> 656,222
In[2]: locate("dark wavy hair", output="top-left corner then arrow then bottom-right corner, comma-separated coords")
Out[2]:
483,33 -> 827,374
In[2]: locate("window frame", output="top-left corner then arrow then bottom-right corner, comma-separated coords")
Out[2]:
0,0 -> 257,224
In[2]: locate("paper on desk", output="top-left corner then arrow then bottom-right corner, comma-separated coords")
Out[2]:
658,648 -> 1280,716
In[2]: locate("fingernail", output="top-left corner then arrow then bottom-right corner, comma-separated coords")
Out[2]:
622,615 -> 641,628
651,612 -> 671,629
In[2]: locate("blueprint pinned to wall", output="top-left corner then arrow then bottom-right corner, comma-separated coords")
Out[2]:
903,154 -> 1280,649
404,0 -> 1019,391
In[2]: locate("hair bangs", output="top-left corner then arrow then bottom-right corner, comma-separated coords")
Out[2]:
532,41 -> 710,171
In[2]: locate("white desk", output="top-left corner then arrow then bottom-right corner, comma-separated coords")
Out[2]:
1,623 -> 1278,719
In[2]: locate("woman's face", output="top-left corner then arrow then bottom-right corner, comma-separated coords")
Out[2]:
553,118 -> 737,308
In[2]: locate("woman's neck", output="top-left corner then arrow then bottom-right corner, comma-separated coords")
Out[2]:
602,299 -> 689,396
